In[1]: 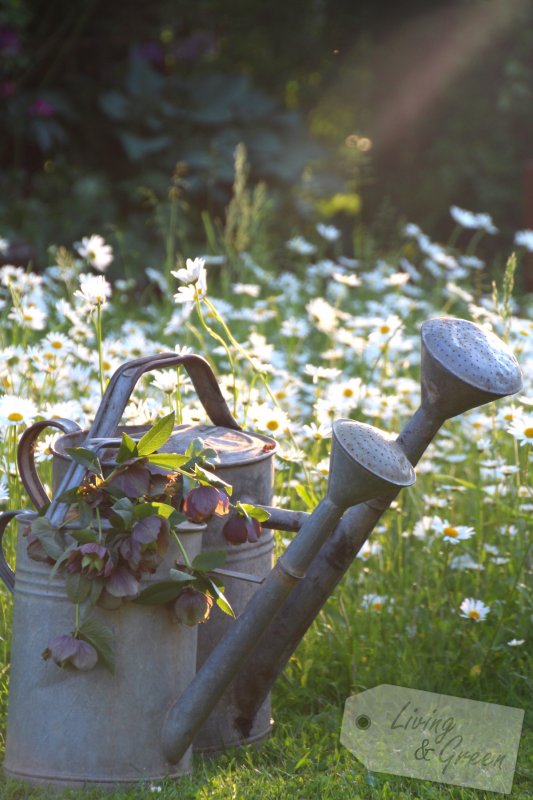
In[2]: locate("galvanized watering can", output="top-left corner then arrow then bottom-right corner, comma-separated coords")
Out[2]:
0,319 -> 523,788
14,353 -> 278,756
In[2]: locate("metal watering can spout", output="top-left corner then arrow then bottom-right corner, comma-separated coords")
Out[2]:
160,419 -> 415,764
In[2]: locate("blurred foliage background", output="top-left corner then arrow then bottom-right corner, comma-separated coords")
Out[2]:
1,0 -> 533,274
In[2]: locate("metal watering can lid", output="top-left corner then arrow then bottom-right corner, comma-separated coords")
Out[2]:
53,423 -> 277,468
159,423 -> 277,466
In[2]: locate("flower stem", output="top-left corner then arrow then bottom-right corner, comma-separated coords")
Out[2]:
173,531 -> 191,568
95,302 -> 105,398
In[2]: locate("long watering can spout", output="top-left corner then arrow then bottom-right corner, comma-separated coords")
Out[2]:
161,419 -> 415,764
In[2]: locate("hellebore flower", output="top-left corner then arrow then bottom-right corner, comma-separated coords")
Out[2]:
183,486 -> 230,523
105,565 -> 140,599
43,634 -> 98,671
173,588 -> 213,626
66,543 -> 114,579
223,513 -> 262,545
119,515 -> 169,573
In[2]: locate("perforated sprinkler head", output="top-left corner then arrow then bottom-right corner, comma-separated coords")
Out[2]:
420,318 -> 522,419
328,420 -> 415,509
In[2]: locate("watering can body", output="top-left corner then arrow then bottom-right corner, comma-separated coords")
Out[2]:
18,419 -> 277,755
1,512 -> 202,788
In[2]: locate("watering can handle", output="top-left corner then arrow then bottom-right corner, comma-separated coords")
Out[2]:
17,418 -> 83,510
89,352 -> 241,439
0,510 -> 23,593
46,352 -> 240,527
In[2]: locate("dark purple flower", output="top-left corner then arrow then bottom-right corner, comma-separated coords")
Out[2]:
107,463 -> 150,498
119,515 -> 169,573
43,634 -> 98,671
66,543 -> 114,579
173,588 -> 213,626
223,513 -> 262,545
105,565 -> 140,599
30,98 -> 56,117
183,486 -> 229,523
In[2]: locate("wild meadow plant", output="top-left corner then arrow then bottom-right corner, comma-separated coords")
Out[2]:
0,206 -> 531,798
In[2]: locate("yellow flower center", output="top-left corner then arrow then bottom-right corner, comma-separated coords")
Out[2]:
443,526 -> 459,538
267,420 -> 279,431
275,391 -> 286,400
524,427 -> 533,438
504,413 -> 513,421
343,388 -> 354,397
51,341 -> 62,349
8,412 -> 23,422
372,602 -> 383,611
468,610 -> 480,621
380,325 -> 390,334
103,361 -> 111,371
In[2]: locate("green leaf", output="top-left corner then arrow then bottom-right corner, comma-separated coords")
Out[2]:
294,483 -> 316,510
169,568 -> 196,582
30,517 -> 65,561
237,503 -> 271,522
145,453 -> 190,470
64,572 -> 92,604
206,577 -> 235,618
64,447 -> 102,474
137,411 -> 175,456
69,529 -> 99,544
135,579 -> 190,606
192,464 -> 233,495
111,497 -> 135,527
115,433 -> 138,464
78,618 -> 115,673
192,549 -> 228,572
134,501 -> 176,520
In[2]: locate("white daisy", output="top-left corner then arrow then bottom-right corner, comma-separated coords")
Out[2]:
0,394 -> 38,427
507,639 -> 525,647
74,274 -> 112,308
361,593 -> 392,612
316,223 -> 341,241
459,598 -> 490,622
514,230 -> 533,252
432,518 -> 476,544
450,206 -> 498,234
75,234 -> 113,271
507,418 -> 533,446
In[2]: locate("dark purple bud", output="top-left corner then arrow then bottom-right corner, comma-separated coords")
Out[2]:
223,514 -> 262,545
173,588 -> 213,626
183,486 -> 230,523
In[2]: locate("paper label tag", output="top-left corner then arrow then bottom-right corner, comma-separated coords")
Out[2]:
340,684 -> 523,794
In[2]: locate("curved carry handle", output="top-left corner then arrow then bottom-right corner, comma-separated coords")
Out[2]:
0,510 -> 23,593
90,352 -> 241,439
17,418 -> 82,510
47,352 -> 240,527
